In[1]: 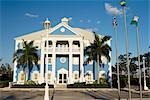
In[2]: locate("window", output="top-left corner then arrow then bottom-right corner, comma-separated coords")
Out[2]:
87,74 -> 91,80
48,73 -> 51,80
34,73 -> 38,80
21,74 -> 24,81
48,57 -> 51,64
74,74 -> 78,79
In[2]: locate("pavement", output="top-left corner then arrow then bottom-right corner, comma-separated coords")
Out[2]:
0,87 -> 150,100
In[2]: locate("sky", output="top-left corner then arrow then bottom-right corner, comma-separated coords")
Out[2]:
0,0 -> 149,67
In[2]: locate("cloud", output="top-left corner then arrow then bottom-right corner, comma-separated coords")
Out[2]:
25,13 -> 39,18
79,19 -> 83,23
68,17 -> 72,21
87,19 -> 91,23
105,3 -> 122,15
86,28 -> 98,32
97,20 -> 101,24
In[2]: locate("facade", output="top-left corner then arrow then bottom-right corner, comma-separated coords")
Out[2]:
13,17 -> 112,85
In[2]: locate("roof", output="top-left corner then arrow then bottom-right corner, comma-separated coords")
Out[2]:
15,17 -> 102,41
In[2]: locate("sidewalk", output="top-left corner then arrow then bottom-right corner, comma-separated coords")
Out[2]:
121,88 -> 150,93
0,87 -> 118,91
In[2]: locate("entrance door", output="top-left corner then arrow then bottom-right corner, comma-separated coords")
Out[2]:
59,73 -> 67,84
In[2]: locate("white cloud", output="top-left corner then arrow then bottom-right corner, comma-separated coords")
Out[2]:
68,17 -> 72,21
79,19 -> 83,23
25,13 -> 39,18
87,19 -> 91,23
97,20 -> 101,24
86,28 -> 98,32
105,3 -> 122,15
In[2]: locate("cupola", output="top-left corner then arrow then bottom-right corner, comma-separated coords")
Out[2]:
43,18 -> 51,29
61,17 -> 69,24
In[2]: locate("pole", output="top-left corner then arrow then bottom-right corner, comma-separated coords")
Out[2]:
115,23 -> 120,100
143,57 -> 148,91
136,26 -> 142,100
122,6 -> 131,100
44,28 -> 49,100
113,16 -> 120,100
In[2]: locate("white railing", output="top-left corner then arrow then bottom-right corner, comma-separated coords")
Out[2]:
55,47 -> 69,52
44,48 -> 53,52
44,47 -> 80,52
72,48 -> 80,52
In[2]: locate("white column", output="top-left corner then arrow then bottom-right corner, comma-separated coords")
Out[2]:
143,57 -> 148,90
52,40 -> 56,84
108,40 -> 112,85
69,40 -> 73,84
13,40 -> 18,82
80,40 -> 84,82
40,39 -> 45,83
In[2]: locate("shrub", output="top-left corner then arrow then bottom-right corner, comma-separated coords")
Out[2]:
0,80 -> 9,88
112,74 -> 127,88
11,83 -> 54,88
67,82 -> 110,88
24,80 -> 36,85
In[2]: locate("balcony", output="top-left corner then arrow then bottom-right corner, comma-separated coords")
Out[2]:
55,47 -> 69,52
44,47 -> 80,52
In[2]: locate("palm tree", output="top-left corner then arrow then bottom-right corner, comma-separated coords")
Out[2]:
13,40 -> 39,83
84,32 -> 111,84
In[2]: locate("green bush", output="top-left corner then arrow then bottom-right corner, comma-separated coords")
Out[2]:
0,80 -> 9,88
24,80 -> 36,85
67,82 -> 110,88
11,83 -> 54,88
112,74 -> 127,88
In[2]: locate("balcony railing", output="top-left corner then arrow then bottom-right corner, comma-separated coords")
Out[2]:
44,47 -> 80,52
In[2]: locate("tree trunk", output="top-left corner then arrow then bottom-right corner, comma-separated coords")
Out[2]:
97,54 -> 100,84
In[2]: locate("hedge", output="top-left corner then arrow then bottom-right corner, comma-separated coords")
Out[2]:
0,80 -> 9,88
11,83 -> 54,88
67,82 -> 110,88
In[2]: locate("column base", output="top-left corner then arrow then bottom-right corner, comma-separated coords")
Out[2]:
144,86 -> 149,91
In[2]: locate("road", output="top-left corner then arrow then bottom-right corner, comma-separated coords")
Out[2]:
0,89 -> 150,100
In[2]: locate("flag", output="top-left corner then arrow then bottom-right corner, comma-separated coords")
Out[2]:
113,16 -> 117,29
120,0 -> 126,7
131,16 -> 139,26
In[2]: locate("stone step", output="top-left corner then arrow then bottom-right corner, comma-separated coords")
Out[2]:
55,84 -> 67,88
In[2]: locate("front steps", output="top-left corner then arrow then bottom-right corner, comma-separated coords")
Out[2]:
55,84 -> 67,88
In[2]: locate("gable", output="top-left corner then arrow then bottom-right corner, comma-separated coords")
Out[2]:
50,26 -> 76,35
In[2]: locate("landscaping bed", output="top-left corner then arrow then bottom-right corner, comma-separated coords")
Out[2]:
67,82 -> 110,88
11,83 -> 54,88
0,80 -> 9,88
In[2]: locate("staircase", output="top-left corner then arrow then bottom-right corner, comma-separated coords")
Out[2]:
55,84 -> 67,88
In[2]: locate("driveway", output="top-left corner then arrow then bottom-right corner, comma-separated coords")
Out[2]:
0,89 -> 150,100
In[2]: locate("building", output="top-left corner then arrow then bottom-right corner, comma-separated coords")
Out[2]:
13,17 -> 112,85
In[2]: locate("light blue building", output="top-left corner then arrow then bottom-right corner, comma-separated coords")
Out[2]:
13,17 -> 112,85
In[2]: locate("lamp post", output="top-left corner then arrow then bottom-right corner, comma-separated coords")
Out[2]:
113,16 -> 120,100
44,18 -> 50,100
143,57 -> 148,91
120,0 -> 131,99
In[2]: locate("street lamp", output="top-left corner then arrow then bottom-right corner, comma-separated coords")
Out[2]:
120,0 -> 131,99
112,16 -> 120,100
44,18 -> 50,100
142,57 -> 148,91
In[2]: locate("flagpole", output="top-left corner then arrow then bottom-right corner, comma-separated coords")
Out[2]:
122,4 -> 131,100
113,16 -> 120,100
135,25 -> 142,100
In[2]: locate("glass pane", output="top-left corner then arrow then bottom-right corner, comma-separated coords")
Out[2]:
64,74 -> 67,79
59,74 -> 62,79
64,80 -> 67,83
